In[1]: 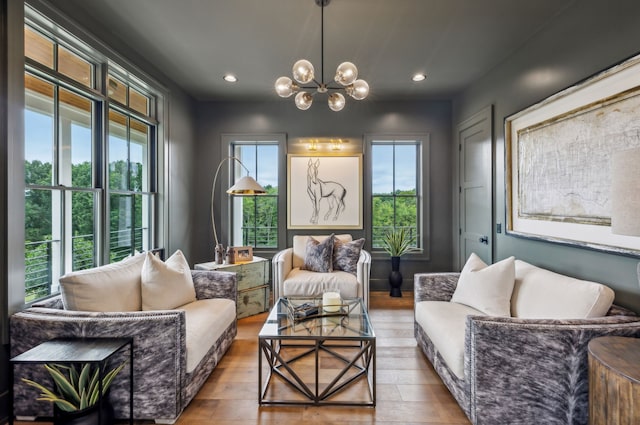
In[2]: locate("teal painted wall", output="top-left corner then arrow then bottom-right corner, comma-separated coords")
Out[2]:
453,0 -> 640,312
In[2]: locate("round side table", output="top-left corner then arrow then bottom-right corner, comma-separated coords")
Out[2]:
588,336 -> 640,425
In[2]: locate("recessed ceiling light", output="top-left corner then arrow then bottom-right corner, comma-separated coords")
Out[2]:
223,74 -> 238,83
412,73 -> 427,82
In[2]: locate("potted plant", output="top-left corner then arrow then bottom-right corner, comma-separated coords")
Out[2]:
22,362 -> 125,425
381,228 -> 419,297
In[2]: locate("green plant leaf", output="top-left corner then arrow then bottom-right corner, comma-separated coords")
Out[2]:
45,364 -> 81,406
79,387 -> 88,410
23,361 -> 126,411
69,364 -> 80,388
22,378 -> 60,400
382,228 -> 420,257
102,362 -> 126,390
53,399 -> 78,412
77,364 -> 91,398
87,366 -> 101,406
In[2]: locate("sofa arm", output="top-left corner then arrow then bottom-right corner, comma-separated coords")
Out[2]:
191,270 -> 237,301
10,308 -> 187,419
272,248 -> 293,301
356,249 -> 371,308
464,314 -> 640,425
414,272 -> 460,303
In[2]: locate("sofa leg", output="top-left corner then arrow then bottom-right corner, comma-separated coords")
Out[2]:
155,418 -> 178,424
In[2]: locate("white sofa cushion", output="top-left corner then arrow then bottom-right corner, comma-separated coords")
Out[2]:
292,234 -> 352,269
59,253 -> 145,312
141,250 -> 196,311
451,253 -> 516,317
512,260 -> 615,319
415,300 -> 484,379
282,268 -> 359,298
181,298 -> 236,373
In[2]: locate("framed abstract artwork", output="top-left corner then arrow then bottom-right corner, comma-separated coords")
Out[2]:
505,52 -> 640,255
287,154 -> 362,229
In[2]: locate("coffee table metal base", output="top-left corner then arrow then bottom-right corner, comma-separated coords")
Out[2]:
259,338 -> 375,406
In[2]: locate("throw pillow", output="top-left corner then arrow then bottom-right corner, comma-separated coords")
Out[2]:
333,238 -> 365,275
59,252 -> 145,312
302,234 -> 335,273
141,249 -> 197,311
450,253 -> 516,317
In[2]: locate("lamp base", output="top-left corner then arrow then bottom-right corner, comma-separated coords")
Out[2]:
214,244 -> 225,264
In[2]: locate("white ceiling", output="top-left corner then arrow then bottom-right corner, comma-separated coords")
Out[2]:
50,0 -> 576,101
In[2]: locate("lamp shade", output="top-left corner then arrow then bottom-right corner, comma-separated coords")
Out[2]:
227,175 -> 266,195
611,147 -> 640,236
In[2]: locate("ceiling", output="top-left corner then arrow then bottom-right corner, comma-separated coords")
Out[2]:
50,0 -> 576,102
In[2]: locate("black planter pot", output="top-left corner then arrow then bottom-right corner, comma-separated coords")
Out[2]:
389,256 -> 403,297
53,398 -> 115,425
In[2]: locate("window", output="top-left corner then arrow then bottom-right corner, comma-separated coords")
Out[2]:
225,135 -> 284,250
108,101 -> 154,262
24,67 -> 99,302
24,12 -> 162,303
368,136 -> 428,252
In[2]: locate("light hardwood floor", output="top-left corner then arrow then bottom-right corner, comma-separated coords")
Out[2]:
16,292 -> 470,424
175,291 -> 469,425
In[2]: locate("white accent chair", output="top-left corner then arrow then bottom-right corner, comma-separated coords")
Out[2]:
272,234 -> 372,308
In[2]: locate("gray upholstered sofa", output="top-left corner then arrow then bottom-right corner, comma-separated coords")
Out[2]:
10,269 -> 237,424
414,259 -> 640,425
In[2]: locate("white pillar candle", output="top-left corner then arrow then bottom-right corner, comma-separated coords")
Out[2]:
322,292 -> 341,313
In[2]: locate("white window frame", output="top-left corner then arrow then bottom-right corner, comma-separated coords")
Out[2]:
23,4 -> 167,304
221,133 -> 287,254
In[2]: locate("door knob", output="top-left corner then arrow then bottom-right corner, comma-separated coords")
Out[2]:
479,236 -> 489,245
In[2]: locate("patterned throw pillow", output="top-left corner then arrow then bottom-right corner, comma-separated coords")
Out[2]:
333,238 -> 365,275
302,234 -> 335,272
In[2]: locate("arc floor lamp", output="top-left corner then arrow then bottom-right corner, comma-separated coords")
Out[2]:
210,156 -> 266,262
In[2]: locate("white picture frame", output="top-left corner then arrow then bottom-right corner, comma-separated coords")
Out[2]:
505,52 -> 640,255
287,154 -> 362,229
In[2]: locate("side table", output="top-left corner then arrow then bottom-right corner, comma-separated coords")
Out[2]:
195,256 -> 271,318
588,336 -> 640,425
10,337 -> 133,425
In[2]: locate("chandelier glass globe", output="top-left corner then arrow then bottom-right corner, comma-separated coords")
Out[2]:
335,62 -> 358,86
292,59 -> 315,84
347,79 -> 370,100
275,76 -> 297,98
294,91 -> 313,110
328,92 -> 345,111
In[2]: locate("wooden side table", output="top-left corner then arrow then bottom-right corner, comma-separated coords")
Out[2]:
195,256 -> 271,318
10,337 -> 133,425
588,336 -> 640,425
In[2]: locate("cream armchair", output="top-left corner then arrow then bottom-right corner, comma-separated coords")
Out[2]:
272,234 -> 371,308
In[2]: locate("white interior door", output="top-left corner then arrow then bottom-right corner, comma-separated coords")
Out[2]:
458,106 -> 493,267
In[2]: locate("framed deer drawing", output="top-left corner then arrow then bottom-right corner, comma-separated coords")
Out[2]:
287,154 -> 362,229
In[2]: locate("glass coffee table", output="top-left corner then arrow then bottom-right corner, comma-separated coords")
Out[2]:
258,297 -> 376,406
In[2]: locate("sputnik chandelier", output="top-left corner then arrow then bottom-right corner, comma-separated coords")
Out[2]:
274,0 -> 369,111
